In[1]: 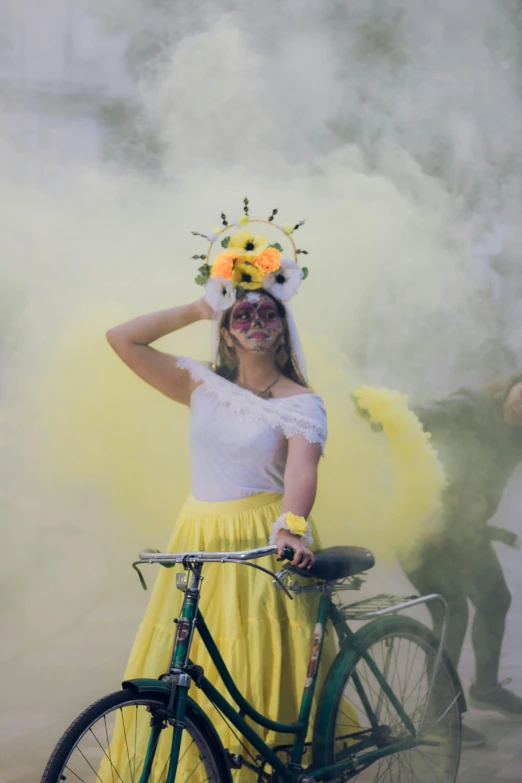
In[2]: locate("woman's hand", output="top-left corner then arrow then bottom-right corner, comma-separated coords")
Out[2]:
275,529 -> 315,569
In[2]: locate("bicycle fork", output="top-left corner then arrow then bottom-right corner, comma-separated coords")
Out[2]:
139,563 -> 204,783
136,672 -> 192,783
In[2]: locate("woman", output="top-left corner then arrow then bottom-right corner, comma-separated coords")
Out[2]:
104,222 -> 338,779
402,374 -> 522,746
99,212 -> 446,780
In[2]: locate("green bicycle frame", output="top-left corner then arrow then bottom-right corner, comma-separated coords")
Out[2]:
130,565 -> 421,783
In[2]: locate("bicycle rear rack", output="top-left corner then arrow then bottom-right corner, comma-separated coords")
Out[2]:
339,593 -> 421,620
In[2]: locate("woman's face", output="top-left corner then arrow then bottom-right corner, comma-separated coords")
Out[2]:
224,292 -> 284,354
503,381 -> 522,427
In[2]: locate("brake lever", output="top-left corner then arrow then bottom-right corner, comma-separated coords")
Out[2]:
132,561 -> 148,591
132,548 -> 175,590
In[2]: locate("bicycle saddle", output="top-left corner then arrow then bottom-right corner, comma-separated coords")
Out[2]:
287,546 -> 375,581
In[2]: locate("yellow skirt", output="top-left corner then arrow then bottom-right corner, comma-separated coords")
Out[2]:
102,492 -> 339,782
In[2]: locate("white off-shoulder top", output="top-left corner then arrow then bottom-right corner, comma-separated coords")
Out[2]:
176,357 -> 328,502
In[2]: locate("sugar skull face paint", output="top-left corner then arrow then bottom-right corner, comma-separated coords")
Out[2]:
230,298 -> 282,336
224,292 -> 285,354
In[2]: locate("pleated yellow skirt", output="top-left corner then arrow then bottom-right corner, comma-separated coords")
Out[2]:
102,492 -> 339,782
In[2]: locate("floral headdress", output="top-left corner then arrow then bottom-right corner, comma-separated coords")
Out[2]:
191,198 -> 309,312
191,199 -> 310,381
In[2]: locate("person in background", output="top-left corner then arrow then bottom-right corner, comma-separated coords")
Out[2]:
401,373 -> 522,748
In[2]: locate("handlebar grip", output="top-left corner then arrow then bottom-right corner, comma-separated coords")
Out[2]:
143,548 -> 176,569
282,545 -> 295,561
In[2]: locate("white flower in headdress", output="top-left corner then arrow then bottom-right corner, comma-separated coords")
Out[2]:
204,276 -> 236,312
262,258 -> 303,302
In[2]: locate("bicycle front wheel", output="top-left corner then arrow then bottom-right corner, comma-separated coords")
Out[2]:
313,615 -> 462,783
40,688 -> 229,783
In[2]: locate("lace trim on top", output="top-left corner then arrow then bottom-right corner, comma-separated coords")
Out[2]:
176,356 -> 327,451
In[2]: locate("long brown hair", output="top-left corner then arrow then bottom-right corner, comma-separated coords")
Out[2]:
214,291 -> 308,388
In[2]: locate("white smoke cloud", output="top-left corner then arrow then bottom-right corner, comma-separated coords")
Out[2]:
1,1 -> 522,777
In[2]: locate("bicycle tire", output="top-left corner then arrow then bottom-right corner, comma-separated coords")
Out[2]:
313,615 -> 462,782
40,688 -> 230,783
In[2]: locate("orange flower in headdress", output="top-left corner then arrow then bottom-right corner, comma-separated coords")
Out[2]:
252,247 -> 281,274
211,251 -> 242,280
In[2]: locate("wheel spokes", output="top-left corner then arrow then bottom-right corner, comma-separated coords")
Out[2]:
56,700 -> 216,783
330,631 -> 459,782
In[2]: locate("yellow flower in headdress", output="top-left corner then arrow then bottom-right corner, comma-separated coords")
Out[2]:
232,261 -> 265,290
228,230 -> 268,259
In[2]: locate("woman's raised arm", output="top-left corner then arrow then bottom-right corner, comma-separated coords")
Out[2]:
106,298 -> 212,405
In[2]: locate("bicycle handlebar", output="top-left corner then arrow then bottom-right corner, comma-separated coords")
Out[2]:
134,544 -> 297,598
138,544 -> 281,565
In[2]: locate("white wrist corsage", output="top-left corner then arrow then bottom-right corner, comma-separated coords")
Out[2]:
269,512 -> 314,546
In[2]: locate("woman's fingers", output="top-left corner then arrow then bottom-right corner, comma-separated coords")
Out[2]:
291,548 -> 309,567
290,552 -> 300,566
274,534 -> 315,569
292,546 -> 315,570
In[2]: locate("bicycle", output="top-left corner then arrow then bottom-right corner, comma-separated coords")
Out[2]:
40,544 -> 464,783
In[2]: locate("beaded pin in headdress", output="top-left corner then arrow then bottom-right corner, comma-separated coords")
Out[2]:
191,198 -> 308,312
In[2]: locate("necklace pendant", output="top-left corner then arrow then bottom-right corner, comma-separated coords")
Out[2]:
236,371 -> 280,399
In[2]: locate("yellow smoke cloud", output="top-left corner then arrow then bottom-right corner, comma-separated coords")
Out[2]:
37,315 -> 444,561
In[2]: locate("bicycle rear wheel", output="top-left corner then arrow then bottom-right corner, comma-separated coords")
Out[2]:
313,616 -> 462,782
40,688 -> 229,783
